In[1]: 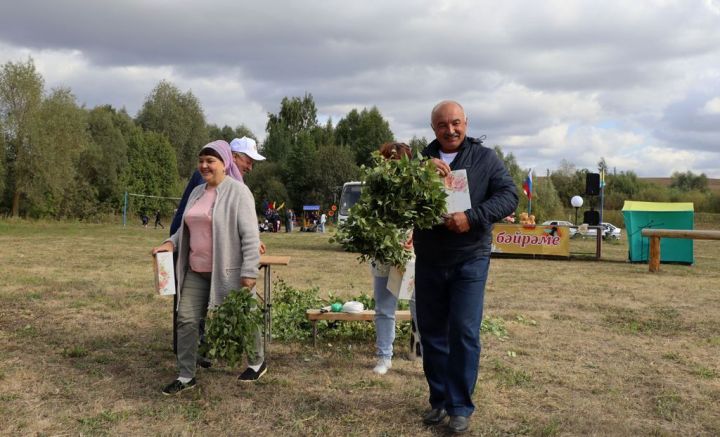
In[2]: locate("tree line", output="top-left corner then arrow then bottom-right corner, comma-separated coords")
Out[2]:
2,57 -> 718,222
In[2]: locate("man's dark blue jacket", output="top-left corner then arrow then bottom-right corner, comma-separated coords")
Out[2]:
169,170 -> 205,236
413,136 -> 519,265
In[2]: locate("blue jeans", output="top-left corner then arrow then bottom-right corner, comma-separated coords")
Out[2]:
415,256 -> 490,417
373,275 -> 397,358
374,273 -> 420,359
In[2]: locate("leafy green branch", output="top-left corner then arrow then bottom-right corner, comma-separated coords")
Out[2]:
200,287 -> 263,368
331,152 -> 446,267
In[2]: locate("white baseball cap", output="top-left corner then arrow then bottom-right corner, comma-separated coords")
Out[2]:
230,137 -> 266,161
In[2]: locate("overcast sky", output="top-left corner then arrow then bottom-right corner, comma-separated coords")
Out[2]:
1,0 -> 719,177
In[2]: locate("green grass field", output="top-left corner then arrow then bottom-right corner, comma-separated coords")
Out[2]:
1,221 -> 719,436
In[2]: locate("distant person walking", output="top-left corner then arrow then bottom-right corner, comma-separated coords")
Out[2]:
319,212 -> 327,233
154,210 -> 164,229
285,209 -> 295,233
141,212 -> 149,228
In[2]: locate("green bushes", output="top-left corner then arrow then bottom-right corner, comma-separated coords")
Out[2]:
270,279 -> 411,343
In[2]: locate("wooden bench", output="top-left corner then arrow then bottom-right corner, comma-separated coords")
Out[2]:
641,229 -> 720,272
305,309 -> 411,346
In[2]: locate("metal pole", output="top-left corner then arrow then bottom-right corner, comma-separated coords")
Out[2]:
264,265 -> 271,346
123,191 -> 128,227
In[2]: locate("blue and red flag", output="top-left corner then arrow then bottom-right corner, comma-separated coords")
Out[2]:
522,169 -> 533,200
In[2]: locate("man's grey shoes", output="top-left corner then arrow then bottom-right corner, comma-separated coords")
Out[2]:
422,408 -> 447,425
448,416 -> 469,433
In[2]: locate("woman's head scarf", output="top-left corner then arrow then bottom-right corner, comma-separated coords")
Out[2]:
200,140 -> 244,182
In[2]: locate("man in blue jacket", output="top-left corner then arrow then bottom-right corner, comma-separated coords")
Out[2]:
413,101 -> 518,434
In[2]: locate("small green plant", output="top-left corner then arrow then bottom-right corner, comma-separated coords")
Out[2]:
201,287 -> 263,368
515,314 -> 537,326
481,317 -> 508,340
490,359 -> 532,387
77,410 -> 127,435
62,345 -> 89,358
271,280 -> 326,342
654,390 -> 683,421
691,364 -> 717,379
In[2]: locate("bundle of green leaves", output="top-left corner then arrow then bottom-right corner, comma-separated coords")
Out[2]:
332,152 -> 446,267
200,287 -> 263,368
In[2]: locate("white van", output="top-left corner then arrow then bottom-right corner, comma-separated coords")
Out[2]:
337,181 -> 362,224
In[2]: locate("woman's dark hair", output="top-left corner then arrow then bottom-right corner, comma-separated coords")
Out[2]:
198,147 -> 224,164
379,142 -> 412,160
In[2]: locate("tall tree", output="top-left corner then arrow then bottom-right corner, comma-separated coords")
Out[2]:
531,175 -> 564,222
0,127 -> 5,203
0,58 -> 43,216
207,123 -> 256,143
244,161 -> 289,214
263,93 -> 319,163
670,170 -> 708,192
31,88 -> 88,217
335,106 -> 394,166
408,135 -> 428,156
82,105 -> 129,208
312,143 -> 360,207
284,132 -> 319,208
597,157 -> 609,175
312,118 -> 335,148
136,80 -> 207,178
123,129 -> 179,216
550,160 -> 585,206
494,146 -> 523,184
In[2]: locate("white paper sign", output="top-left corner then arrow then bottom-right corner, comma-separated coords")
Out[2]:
444,169 -> 472,213
387,257 -> 415,300
153,251 -> 176,296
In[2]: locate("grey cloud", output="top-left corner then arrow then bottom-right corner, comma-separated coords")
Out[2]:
1,1 -> 720,175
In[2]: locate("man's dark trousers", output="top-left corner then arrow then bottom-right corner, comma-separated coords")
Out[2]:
415,256 -> 489,417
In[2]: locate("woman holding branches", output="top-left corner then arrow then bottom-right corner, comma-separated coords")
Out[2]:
152,140 -> 262,395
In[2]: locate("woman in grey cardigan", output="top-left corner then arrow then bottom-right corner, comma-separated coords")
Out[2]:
152,140 -> 261,395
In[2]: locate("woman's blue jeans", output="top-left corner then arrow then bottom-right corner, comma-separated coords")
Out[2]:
373,274 -> 397,358
373,274 -> 420,359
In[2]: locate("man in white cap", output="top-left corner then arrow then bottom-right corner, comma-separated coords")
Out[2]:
230,136 -> 266,175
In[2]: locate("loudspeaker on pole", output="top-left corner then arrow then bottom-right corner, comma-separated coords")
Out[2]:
584,210 -> 600,226
586,173 -> 600,196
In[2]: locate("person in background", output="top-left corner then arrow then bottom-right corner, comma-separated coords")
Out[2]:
271,209 -> 281,232
319,211 -> 327,233
229,136 -> 266,177
170,136 -> 266,235
141,212 -> 149,228
285,209 -> 294,233
152,140 -> 262,395
154,210 -> 164,229
413,101 -> 518,433
370,142 -> 422,375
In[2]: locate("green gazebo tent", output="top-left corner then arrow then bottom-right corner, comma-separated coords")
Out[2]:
622,201 -> 694,264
